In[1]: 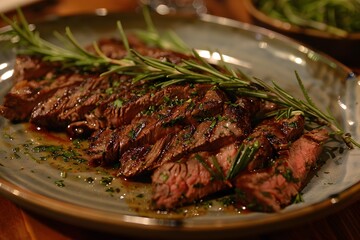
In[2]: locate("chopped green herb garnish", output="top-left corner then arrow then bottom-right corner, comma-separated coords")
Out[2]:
113,98 -> 124,108
3,133 -> 14,140
293,193 -> 304,204
282,168 -> 299,183
55,179 -> 65,187
142,105 -> 156,115
128,129 -> 136,140
33,144 -> 87,163
100,176 -> 113,186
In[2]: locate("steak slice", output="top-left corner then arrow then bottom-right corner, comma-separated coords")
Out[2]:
103,83 -> 212,129
156,103 -> 251,163
85,128 -> 115,166
29,73 -> 139,130
0,72 -> 85,122
152,143 -> 238,209
118,134 -> 174,177
244,114 -> 305,171
234,129 -> 329,212
0,54 -> 88,122
12,55 -> 62,83
88,37 -> 193,65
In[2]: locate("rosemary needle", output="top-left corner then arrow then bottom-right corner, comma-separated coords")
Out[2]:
226,142 -> 260,180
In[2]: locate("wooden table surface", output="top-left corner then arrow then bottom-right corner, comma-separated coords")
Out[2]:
0,1 -> 359,239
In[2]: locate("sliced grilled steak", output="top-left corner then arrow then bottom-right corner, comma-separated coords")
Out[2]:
119,134 -> 174,177
1,35 -> 194,124
0,73 -> 86,122
87,85 -> 227,167
150,114 -> 305,209
86,128 -> 116,166
104,83 -> 212,128
234,129 -> 329,212
244,114 -> 305,171
152,143 -> 238,209
118,101 -> 252,177
29,74 -> 136,130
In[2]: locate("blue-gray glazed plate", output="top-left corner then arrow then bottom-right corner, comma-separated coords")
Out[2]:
0,13 -> 359,239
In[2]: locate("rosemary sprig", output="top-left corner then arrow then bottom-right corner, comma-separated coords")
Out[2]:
0,9 -> 131,70
126,51 -> 359,149
0,9 -> 358,150
194,141 -> 260,181
130,49 -> 251,88
226,142 -> 260,180
134,6 -> 190,53
252,73 -> 360,148
194,154 -> 224,181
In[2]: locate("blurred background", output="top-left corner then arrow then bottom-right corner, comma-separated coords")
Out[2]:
1,0 -> 359,70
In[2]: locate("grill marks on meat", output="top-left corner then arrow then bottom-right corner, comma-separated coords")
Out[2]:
86,84 -> 217,166
66,76 -> 149,138
244,114 -> 305,171
103,83 -> 201,128
118,101 -> 253,177
152,144 -> 238,209
0,56 -> 85,122
30,74 -> 140,131
234,129 -> 329,212
30,75 -> 107,128
87,85 -> 244,171
151,113 -> 307,209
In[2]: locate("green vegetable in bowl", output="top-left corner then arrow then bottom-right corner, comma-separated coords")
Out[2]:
254,0 -> 360,36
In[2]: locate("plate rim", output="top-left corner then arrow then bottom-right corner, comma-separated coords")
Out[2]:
1,177 -> 359,238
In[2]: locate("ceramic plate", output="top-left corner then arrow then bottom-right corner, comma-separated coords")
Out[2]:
0,13 -> 359,239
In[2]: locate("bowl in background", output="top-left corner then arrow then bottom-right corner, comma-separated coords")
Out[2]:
242,0 -> 360,70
